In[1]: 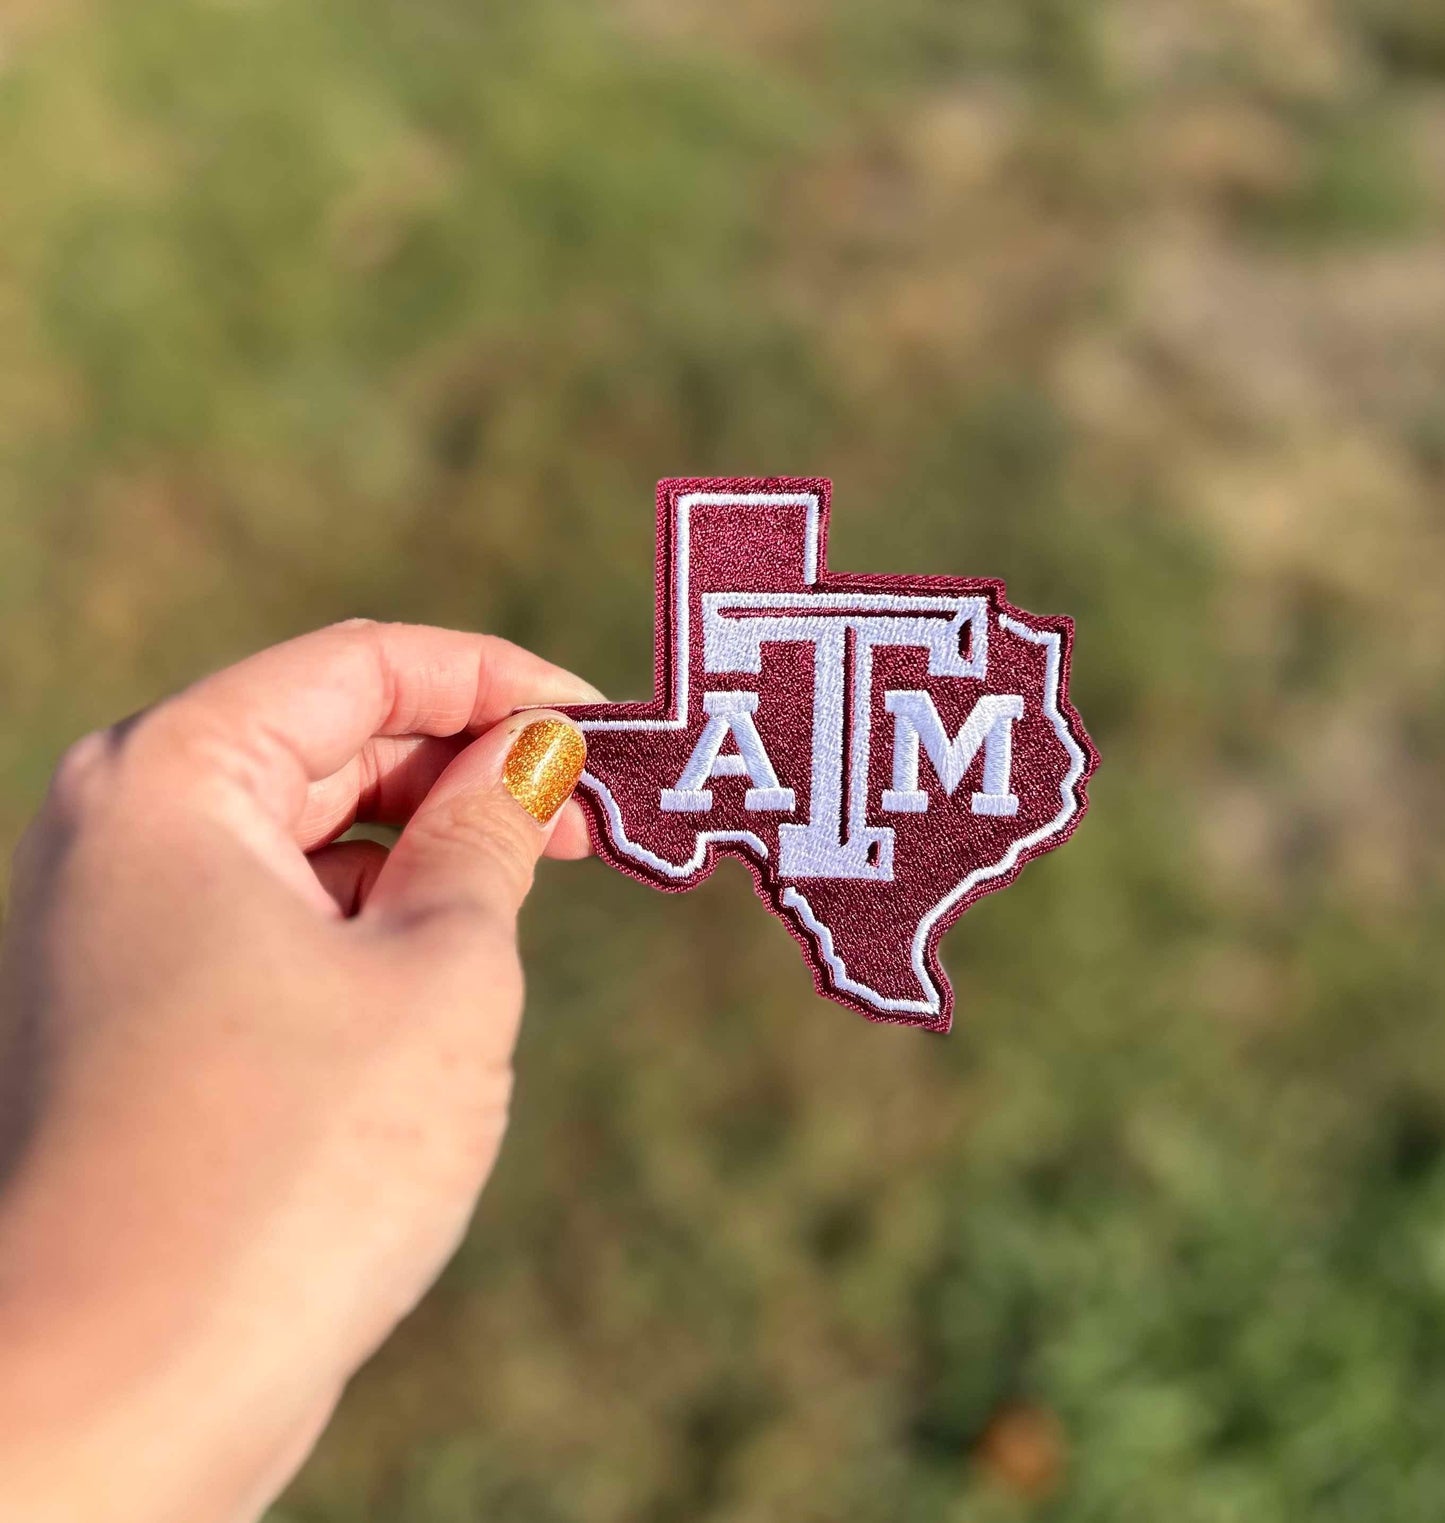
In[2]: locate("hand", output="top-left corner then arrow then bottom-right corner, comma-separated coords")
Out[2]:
0,620 -> 597,1523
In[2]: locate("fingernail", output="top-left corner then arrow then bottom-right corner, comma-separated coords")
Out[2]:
502,718 -> 587,825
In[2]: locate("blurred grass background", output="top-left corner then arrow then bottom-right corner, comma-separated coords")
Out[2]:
3,0 -> 1445,1517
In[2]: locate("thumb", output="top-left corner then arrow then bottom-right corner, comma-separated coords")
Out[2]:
365,711 -> 587,933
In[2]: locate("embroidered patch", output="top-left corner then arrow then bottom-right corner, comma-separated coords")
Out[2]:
563,478 -> 1098,1032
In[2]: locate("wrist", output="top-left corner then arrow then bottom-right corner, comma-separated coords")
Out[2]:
0,1171 -> 340,1523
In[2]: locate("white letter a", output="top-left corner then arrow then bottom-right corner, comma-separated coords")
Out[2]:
661,692 -> 795,813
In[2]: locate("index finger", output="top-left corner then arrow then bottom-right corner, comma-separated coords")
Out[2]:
146,619 -> 604,824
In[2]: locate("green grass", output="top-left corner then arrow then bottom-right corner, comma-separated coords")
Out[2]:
2,1 -> 1444,1519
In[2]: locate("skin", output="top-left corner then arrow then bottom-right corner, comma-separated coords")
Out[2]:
0,619 -> 600,1523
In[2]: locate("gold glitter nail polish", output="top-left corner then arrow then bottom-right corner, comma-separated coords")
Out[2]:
502,719 -> 586,825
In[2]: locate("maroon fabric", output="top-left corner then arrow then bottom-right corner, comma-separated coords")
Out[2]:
563,478 -> 1098,1032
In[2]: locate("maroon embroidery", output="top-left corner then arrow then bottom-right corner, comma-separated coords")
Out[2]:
563,478 -> 1098,1031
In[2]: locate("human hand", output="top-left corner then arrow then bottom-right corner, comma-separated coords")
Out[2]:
0,620 -> 597,1523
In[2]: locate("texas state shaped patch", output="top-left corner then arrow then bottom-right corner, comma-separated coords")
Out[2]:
563,478 -> 1098,1032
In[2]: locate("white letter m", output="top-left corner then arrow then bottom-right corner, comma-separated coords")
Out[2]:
882,692 -> 1024,818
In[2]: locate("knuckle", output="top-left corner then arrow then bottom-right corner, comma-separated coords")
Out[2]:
117,697 -> 195,764
121,701 -> 273,805
111,705 -> 210,792
47,730 -> 116,815
326,616 -> 386,646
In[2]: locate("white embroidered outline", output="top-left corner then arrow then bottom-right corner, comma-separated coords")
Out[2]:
576,493 -> 1087,1017
781,615 -> 1086,1016
580,491 -> 823,735
576,491 -> 822,876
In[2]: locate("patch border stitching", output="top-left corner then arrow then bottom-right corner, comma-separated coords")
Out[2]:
567,477 -> 1099,1032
